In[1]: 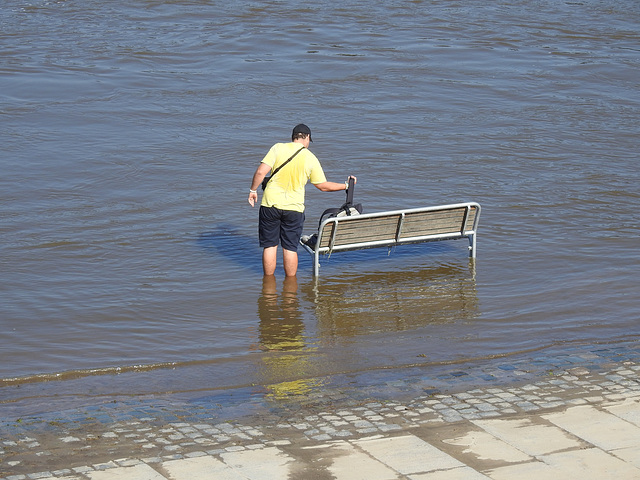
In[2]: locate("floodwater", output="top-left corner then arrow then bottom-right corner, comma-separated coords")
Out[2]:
1,0 -> 639,415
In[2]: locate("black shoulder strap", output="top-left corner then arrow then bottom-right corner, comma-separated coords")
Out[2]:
264,147 -> 305,186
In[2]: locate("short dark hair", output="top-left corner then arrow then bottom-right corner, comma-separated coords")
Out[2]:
292,132 -> 309,141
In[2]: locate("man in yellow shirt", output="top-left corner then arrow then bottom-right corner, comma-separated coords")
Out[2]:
248,124 -> 356,277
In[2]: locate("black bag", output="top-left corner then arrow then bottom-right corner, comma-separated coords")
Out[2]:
302,177 -> 362,249
317,177 -> 363,226
261,147 -> 305,190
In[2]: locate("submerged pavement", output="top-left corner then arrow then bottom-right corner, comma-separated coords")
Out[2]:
2,343 -> 640,479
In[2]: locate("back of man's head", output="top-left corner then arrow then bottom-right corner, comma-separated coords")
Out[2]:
292,124 -> 312,142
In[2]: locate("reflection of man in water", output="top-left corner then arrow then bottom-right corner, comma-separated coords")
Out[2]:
257,275 -> 320,399
258,275 -> 304,351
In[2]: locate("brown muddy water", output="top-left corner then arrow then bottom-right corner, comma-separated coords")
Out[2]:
1,0 -> 639,416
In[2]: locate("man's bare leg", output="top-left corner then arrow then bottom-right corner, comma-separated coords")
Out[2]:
282,248 -> 298,277
262,246 -> 278,276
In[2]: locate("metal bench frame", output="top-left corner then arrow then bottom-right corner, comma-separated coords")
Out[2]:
300,202 -> 481,276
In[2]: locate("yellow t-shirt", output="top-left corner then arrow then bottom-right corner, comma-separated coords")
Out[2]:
260,142 -> 327,213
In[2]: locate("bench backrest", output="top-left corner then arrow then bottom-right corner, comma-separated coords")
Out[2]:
315,202 -> 480,254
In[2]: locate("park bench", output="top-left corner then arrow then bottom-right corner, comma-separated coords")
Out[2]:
300,202 -> 481,276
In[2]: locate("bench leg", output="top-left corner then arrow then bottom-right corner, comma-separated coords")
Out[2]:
313,250 -> 320,276
468,233 -> 476,258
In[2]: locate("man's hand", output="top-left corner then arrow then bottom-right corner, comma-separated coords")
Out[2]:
248,190 -> 258,207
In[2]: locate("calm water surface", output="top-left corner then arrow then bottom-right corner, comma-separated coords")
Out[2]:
1,0 -> 639,415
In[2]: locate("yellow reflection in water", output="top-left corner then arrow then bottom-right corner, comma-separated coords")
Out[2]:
256,275 -> 322,400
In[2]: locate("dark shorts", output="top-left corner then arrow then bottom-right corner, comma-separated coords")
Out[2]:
259,206 -> 305,252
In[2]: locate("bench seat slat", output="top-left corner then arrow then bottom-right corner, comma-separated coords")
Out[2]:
401,207 -> 476,238
318,215 -> 402,248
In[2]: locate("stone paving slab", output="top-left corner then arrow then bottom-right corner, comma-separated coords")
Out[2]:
470,417 -> 584,456
543,404 -> 640,451
2,344 -> 640,479
86,464 -> 166,480
353,434 -> 464,475
324,441 -> 399,480
442,428 -> 534,463
410,466 -> 490,479
605,399 -> 640,426
485,447 -> 638,480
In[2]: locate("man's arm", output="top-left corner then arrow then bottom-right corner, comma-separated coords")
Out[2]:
313,175 -> 357,192
248,163 -> 271,207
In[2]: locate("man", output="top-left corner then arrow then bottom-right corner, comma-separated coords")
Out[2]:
248,124 -> 356,277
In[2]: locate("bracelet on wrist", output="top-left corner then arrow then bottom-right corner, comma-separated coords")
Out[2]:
249,189 -> 257,194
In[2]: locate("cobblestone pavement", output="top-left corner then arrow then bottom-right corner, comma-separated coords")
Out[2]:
2,343 -> 640,479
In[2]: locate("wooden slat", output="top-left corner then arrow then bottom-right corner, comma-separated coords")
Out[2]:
318,215 -> 401,248
400,207 -> 467,239
466,206 -> 477,231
